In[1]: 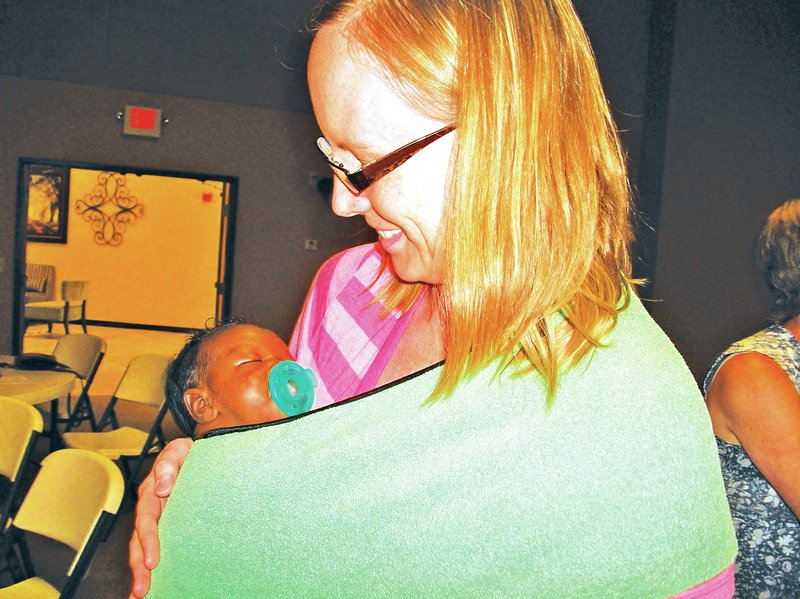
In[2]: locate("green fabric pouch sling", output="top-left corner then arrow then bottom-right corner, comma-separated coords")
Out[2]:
148,296 -> 736,598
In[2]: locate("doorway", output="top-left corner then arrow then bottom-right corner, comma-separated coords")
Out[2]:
13,158 -> 238,353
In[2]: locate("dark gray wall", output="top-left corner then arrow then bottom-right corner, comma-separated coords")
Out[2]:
575,0 -> 651,188
1,0 -> 797,384
651,0 -> 800,380
0,0 -> 316,114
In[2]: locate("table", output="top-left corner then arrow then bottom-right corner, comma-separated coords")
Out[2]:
0,361 -> 77,451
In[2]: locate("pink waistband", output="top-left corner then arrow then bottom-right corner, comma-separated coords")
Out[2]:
670,563 -> 735,599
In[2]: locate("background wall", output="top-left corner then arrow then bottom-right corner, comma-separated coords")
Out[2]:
0,0 -> 649,352
650,0 -> 800,379
0,75 -> 367,346
28,168 -> 223,328
1,1 -> 798,384
0,0 -> 368,349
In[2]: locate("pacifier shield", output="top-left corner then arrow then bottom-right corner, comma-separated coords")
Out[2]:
268,360 -> 317,416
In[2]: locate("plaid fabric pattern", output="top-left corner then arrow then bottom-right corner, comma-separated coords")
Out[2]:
289,244 -> 423,407
25,276 -> 48,293
24,263 -> 55,301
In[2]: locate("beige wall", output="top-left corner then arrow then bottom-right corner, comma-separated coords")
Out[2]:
27,169 -> 222,329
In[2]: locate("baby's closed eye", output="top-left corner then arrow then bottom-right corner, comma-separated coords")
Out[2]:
235,358 -> 262,366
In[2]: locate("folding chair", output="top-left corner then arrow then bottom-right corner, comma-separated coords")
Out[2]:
0,449 -> 124,599
62,354 -> 171,501
0,398 -> 43,528
51,334 -> 106,432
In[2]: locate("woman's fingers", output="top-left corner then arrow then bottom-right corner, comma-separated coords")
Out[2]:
128,437 -> 193,597
128,529 -> 151,598
153,437 -> 193,496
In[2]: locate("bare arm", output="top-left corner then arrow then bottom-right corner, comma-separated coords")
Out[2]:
706,352 -> 800,518
128,437 -> 193,598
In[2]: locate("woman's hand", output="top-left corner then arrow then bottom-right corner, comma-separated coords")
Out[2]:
128,437 -> 193,598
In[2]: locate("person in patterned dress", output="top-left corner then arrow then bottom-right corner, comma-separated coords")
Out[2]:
705,198 -> 800,597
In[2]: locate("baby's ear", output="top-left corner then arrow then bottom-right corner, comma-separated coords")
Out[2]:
184,388 -> 218,424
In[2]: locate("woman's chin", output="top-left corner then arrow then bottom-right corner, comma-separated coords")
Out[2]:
389,258 -> 441,285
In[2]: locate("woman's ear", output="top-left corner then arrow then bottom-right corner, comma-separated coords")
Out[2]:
183,388 -> 218,425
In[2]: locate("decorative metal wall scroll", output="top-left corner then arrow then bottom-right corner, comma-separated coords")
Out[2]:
75,171 -> 144,246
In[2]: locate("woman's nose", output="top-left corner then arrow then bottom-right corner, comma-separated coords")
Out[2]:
331,179 -> 371,217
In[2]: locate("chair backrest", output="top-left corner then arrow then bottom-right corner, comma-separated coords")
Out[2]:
10,449 -> 124,578
0,397 -> 43,526
61,280 -> 90,303
52,334 -> 107,381
114,354 -> 171,409
0,397 -> 43,481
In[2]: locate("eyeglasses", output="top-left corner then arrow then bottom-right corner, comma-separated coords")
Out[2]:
316,124 -> 455,194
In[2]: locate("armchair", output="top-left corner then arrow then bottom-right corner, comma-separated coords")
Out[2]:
23,264 -> 55,305
24,280 -> 90,335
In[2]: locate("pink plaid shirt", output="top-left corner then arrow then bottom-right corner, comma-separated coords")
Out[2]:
289,243 -> 424,408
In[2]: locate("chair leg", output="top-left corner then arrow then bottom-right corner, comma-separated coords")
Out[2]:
62,304 -> 70,335
48,399 -> 63,452
64,392 -> 98,432
12,531 -> 35,581
120,459 -> 132,481
0,529 -> 26,583
99,509 -> 120,542
118,459 -> 138,506
120,455 -> 155,511
85,398 -> 98,431
4,545 -> 26,583
96,404 -> 120,431
81,300 -> 88,333
47,322 -> 53,333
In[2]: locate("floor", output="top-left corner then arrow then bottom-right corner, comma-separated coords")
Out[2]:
1,324 -> 188,599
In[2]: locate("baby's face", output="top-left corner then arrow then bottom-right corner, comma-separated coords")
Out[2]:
201,325 -> 294,428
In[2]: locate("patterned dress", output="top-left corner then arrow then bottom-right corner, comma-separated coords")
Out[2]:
705,325 -> 800,598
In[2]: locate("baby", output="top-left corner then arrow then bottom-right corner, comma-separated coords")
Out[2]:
165,322 -> 317,439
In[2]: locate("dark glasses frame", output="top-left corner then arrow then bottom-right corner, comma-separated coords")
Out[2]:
316,124 -> 455,194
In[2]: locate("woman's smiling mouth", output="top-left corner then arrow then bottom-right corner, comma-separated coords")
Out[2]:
377,228 -> 403,249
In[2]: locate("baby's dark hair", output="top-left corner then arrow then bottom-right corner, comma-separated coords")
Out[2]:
166,319 -> 245,438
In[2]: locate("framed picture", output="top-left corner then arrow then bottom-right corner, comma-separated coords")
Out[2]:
24,163 -> 70,243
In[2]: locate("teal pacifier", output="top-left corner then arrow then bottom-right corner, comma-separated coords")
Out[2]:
268,360 -> 317,416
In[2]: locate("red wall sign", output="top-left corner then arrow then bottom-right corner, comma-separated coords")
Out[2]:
123,105 -> 162,138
